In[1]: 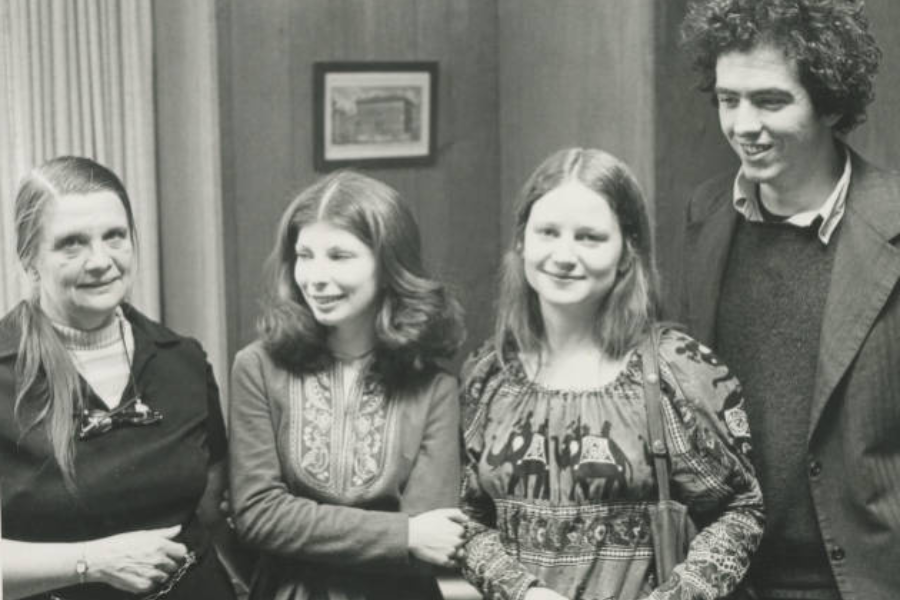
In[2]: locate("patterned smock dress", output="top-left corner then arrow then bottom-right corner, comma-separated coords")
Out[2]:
229,342 -> 460,600
459,329 -> 764,600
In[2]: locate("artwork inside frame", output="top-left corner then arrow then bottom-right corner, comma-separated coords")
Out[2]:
313,61 -> 438,170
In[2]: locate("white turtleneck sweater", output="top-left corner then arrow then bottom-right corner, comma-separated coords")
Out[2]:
52,309 -> 135,409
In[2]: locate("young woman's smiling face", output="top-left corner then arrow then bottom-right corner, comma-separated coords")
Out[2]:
522,181 -> 624,316
33,191 -> 134,330
294,221 -> 380,333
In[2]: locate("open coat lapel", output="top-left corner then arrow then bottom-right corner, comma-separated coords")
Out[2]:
683,177 -> 739,345
122,304 -> 180,381
808,154 -> 900,440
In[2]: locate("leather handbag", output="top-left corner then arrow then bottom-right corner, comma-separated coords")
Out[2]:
641,328 -> 698,584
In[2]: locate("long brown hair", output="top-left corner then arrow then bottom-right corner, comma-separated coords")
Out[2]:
14,156 -> 136,490
494,148 -> 658,361
258,170 -> 465,388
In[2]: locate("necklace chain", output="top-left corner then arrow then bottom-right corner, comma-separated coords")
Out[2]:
332,346 -> 375,362
66,311 -> 138,410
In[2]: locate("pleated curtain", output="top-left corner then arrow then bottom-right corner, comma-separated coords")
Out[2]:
0,0 -> 159,318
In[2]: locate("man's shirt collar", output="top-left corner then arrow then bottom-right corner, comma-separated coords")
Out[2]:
732,146 -> 852,245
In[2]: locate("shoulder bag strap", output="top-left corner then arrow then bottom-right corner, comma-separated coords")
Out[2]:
641,327 -> 671,502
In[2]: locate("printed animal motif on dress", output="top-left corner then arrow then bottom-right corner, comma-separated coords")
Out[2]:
494,501 -> 652,556
553,420 -> 632,501
486,412 -> 551,499
673,336 -> 752,455
674,337 -> 733,388
719,387 -> 752,456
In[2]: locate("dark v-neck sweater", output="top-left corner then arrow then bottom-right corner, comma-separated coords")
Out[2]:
715,218 -> 840,599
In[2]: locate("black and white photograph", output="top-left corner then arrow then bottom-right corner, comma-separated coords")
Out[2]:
1,2 -> 899,600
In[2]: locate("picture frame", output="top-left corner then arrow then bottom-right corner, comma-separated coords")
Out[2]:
313,61 -> 438,170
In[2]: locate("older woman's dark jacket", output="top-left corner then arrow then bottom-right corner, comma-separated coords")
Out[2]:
0,302 -> 233,600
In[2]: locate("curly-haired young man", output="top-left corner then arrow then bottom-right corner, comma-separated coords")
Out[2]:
676,2 -> 900,600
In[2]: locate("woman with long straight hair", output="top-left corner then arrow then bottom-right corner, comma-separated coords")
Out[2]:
458,148 -> 764,600
0,156 -> 235,600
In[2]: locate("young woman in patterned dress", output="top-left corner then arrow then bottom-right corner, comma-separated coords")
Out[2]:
458,148 -> 764,600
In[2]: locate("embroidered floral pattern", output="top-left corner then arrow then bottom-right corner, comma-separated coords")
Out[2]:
349,390 -> 388,486
298,382 -> 334,485
495,499 -> 653,564
288,363 -> 396,496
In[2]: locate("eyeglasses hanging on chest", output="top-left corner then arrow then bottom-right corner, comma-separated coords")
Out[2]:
78,396 -> 163,440
77,315 -> 164,441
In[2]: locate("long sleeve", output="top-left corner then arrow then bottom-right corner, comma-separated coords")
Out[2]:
648,330 -> 765,600
400,373 -> 461,514
228,345 -> 409,568
457,349 -> 540,600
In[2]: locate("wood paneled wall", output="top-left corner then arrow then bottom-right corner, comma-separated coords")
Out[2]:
155,0 -> 230,399
213,0 -> 900,363
216,0 -> 501,360
496,0 -> 656,249
846,0 -> 900,170
652,0 -> 738,304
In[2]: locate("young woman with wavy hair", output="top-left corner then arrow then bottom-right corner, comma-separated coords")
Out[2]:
229,170 -> 467,600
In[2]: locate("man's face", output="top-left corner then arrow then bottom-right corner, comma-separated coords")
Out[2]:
715,43 -> 838,194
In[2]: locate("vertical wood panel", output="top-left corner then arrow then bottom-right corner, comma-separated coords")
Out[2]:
846,0 -> 900,170
154,0 -> 230,399
219,0 -> 501,359
652,0 -> 737,306
223,0 -> 294,351
497,0 -> 655,249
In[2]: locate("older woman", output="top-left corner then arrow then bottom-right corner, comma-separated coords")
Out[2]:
458,148 -> 764,600
229,170 -> 467,600
0,156 -> 235,600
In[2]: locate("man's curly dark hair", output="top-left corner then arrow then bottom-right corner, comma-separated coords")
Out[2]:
681,0 -> 881,134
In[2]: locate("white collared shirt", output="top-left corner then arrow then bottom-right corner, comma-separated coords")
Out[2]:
731,148 -> 852,245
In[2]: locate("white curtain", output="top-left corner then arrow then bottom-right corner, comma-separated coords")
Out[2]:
0,0 -> 159,318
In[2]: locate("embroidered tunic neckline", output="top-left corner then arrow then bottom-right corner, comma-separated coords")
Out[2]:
288,358 -> 397,500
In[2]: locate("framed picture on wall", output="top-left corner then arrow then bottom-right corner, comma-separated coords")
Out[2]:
313,61 -> 438,170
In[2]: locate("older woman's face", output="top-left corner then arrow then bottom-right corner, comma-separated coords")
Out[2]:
33,191 -> 134,330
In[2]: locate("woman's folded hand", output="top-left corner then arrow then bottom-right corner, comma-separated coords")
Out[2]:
408,508 -> 468,568
85,525 -> 188,593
